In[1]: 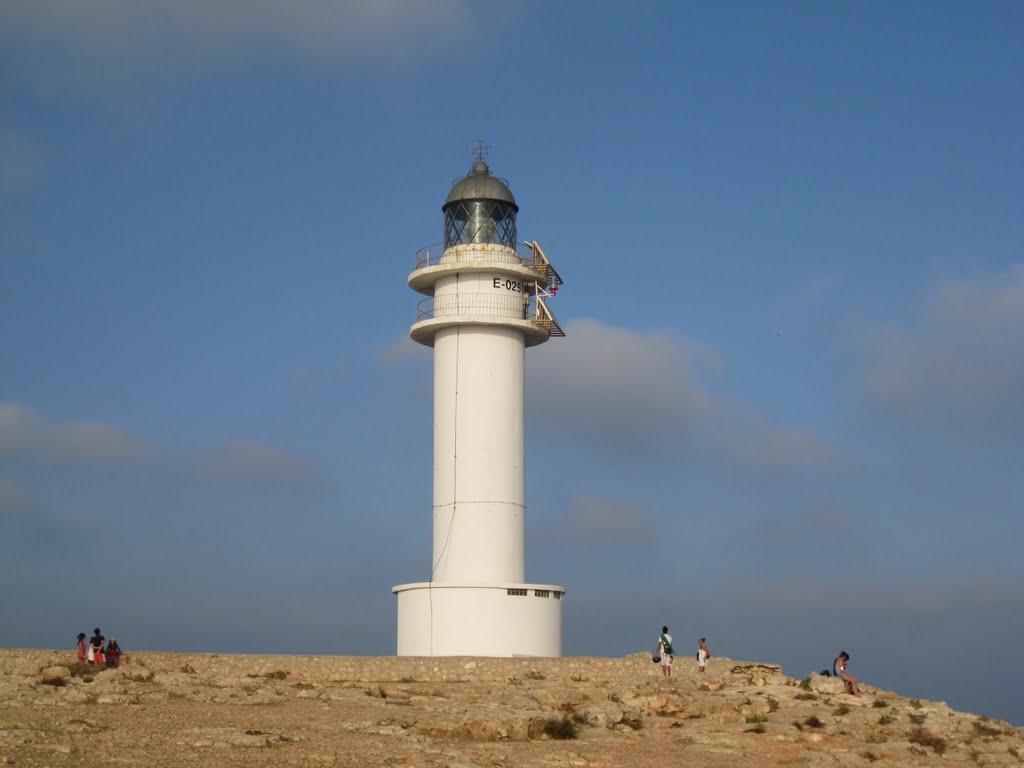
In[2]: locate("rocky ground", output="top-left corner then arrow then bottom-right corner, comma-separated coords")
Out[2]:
1,649 -> 1021,767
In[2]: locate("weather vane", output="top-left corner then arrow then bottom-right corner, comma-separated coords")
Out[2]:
469,137 -> 492,162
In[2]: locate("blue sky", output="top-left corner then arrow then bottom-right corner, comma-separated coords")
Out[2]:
2,0 -> 1022,725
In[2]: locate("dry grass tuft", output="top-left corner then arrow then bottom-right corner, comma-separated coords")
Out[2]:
972,720 -> 1002,737
542,716 -> 577,740
908,728 -> 947,755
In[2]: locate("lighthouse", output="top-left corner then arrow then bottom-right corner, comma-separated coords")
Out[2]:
393,149 -> 565,657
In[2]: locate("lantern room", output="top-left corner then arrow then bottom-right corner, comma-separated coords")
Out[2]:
442,158 -> 519,249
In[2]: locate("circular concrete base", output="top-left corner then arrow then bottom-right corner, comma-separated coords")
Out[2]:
393,582 -> 564,657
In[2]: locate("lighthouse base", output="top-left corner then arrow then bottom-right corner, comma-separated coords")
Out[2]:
392,582 -> 563,657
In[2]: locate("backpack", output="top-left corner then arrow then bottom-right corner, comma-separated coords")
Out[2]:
660,633 -> 674,656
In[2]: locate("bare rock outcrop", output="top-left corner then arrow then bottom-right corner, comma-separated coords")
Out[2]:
0,649 -> 1020,767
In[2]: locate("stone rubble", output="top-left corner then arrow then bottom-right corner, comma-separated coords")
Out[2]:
0,649 -> 1020,767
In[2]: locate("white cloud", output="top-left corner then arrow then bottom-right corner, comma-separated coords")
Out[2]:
197,437 -> 318,483
0,0 -> 479,65
0,403 -> 152,463
528,318 -> 835,468
566,494 -> 654,543
0,477 -> 89,543
528,318 -> 717,452
736,500 -> 852,544
860,265 -> 1024,440
376,334 -> 430,365
0,403 -> 318,484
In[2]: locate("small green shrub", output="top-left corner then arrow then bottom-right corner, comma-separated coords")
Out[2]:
909,698 -> 923,709
878,714 -> 895,726
872,698 -> 889,708
799,676 -> 812,690
745,714 -> 768,724
804,715 -> 825,729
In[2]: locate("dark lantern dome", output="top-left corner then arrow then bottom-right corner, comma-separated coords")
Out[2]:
444,159 -> 518,210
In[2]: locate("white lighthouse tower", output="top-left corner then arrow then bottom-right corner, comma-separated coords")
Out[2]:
393,149 -> 565,657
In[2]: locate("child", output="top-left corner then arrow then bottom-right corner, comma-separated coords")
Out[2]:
105,639 -> 121,668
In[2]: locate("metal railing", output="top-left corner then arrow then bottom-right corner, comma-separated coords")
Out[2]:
414,242 -> 564,293
417,294 -> 531,322
416,291 -> 564,338
534,295 -> 565,337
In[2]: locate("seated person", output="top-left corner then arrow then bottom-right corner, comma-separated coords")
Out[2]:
833,651 -> 861,697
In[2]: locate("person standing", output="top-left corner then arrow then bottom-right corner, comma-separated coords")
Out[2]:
76,633 -> 87,667
697,637 -> 711,672
89,628 -> 105,668
657,626 -> 674,678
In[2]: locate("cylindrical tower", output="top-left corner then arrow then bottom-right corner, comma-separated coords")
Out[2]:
393,154 -> 565,657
